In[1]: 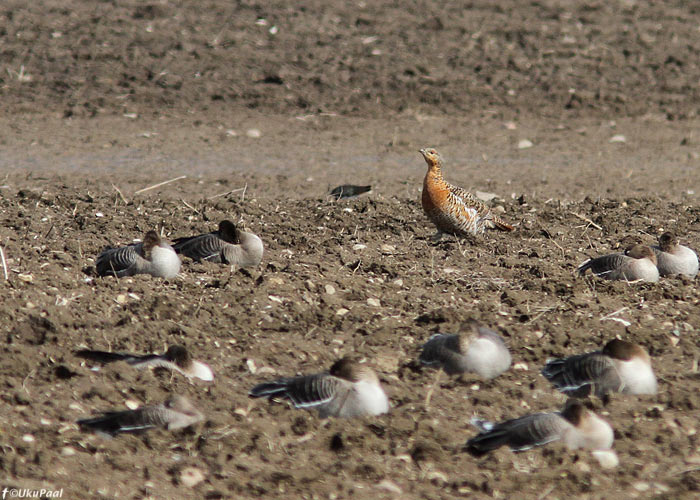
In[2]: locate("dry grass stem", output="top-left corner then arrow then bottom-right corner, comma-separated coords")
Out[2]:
207,185 -> 247,201
570,212 -> 603,231
134,175 -> 187,195
0,246 -> 7,280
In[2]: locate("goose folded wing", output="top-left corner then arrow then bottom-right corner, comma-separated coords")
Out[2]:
96,245 -> 141,276
172,233 -> 226,262
250,373 -> 341,409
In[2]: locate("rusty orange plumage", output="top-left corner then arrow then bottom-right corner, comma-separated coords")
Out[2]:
420,148 -> 514,236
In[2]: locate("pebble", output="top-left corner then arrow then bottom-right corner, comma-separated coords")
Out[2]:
380,244 -> 395,254
125,400 -> 140,410
518,139 -> 533,149
336,308 -> 349,316
325,284 -> 336,295
574,461 -> 591,473
367,298 -> 381,307
475,190 -> 497,201
633,482 -> 650,492
376,479 -> 402,494
246,359 -> 257,374
22,434 -> 35,443
61,446 -> 77,457
179,467 -> 205,488
609,134 -> 626,143
353,244 -> 367,251
246,128 -> 261,138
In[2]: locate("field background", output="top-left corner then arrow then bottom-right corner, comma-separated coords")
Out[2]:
1,1 -> 699,498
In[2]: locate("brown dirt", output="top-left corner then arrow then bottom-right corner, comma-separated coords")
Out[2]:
1,1 -> 700,499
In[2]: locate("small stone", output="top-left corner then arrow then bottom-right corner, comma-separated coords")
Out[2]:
325,284 -> 336,295
336,308 -> 349,316
633,482 -> 650,492
427,471 -> 448,484
353,244 -> 367,251
513,362 -> 529,371
367,298 -> 381,307
504,121 -> 517,130
609,134 -> 626,143
115,294 -> 128,305
246,359 -> 257,374
61,446 -> 77,457
376,479 -> 402,494
393,279 -> 403,287
518,139 -> 533,149
22,434 -> 35,443
179,467 -> 205,488
475,191 -> 497,202
574,461 -> 591,473
125,400 -> 140,410
18,274 -> 33,283
246,128 -> 261,138
380,244 -> 395,254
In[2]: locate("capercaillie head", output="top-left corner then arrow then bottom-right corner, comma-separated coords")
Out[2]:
419,148 -> 443,171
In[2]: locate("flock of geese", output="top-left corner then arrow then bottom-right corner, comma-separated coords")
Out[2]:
75,149 -> 698,469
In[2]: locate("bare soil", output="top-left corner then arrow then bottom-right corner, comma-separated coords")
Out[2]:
1,1 -> 699,499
